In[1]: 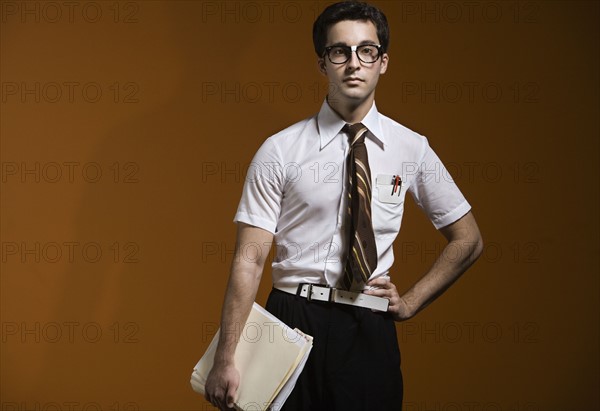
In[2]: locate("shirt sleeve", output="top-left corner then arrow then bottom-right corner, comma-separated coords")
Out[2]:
233,138 -> 284,234
409,137 -> 472,229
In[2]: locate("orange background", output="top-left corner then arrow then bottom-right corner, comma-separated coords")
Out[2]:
1,1 -> 598,410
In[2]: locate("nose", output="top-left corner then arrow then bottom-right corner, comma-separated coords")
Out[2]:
346,50 -> 361,71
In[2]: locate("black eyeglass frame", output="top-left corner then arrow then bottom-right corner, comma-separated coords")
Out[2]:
323,44 -> 383,64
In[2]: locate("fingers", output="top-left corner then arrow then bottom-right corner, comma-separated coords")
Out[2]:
367,277 -> 392,288
364,278 -> 411,321
226,382 -> 238,409
207,393 -> 221,410
365,287 -> 393,298
365,279 -> 397,298
206,387 -> 227,410
364,278 -> 402,317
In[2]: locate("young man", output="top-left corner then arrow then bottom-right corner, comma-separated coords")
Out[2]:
204,2 -> 483,410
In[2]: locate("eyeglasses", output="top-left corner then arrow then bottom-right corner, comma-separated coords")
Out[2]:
323,44 -> 382,64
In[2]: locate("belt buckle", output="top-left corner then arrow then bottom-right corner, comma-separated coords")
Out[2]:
297,283 -> 330,302
296,283 -> 314,301
306,284 -> 314,301
327,287 -> 336,302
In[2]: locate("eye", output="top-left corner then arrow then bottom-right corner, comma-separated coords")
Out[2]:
360,46 -> 375,55
332,47 -> 346,55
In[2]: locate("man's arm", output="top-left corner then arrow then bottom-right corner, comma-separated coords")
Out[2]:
366,211 -> 483,321
204,222 -> 274,410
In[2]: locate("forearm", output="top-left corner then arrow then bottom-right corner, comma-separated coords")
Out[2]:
213,259 -> 262,366
211,223 -> 273,366
401,212 -> 483,318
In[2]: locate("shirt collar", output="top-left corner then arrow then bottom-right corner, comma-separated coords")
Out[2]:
316,99 -> 386,150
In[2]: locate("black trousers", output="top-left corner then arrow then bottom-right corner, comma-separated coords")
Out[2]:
266,288 -> 403,411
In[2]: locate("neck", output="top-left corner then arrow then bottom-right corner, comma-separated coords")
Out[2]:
327,94 -> 374,124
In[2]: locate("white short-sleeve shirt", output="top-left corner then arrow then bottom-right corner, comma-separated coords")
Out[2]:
234,100 -> 471,290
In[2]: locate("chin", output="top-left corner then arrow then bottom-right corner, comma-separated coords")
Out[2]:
329,84 -> 372,104
336,85 -> 361,96
343,90 -> 370,102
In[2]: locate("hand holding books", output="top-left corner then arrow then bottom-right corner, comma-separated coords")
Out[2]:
191,303 -> 313,411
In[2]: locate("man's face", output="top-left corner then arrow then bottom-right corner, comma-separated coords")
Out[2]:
318,19 -> 388,106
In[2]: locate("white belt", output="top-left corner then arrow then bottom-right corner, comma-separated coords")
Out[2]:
275,284 -> 390,312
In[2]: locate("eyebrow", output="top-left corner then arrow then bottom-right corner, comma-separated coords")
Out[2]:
327,40 -> 380,47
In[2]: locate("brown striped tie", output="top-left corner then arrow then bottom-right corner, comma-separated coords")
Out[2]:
342,123 -> 378,290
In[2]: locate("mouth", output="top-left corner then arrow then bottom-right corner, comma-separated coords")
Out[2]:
343,77 -> 364,83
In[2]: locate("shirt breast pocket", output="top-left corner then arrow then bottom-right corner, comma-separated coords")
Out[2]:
372,174 -> 408,238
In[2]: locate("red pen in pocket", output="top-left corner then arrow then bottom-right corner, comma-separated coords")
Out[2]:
391,175 -> 402,195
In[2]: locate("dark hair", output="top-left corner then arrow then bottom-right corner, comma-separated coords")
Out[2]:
312,1 -> 390,57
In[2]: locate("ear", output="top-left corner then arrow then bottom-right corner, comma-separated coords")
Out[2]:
318,58 -> 328,76
379,53 -> 389,75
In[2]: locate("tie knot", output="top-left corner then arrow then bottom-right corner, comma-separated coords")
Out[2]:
344,123 -> 368,146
